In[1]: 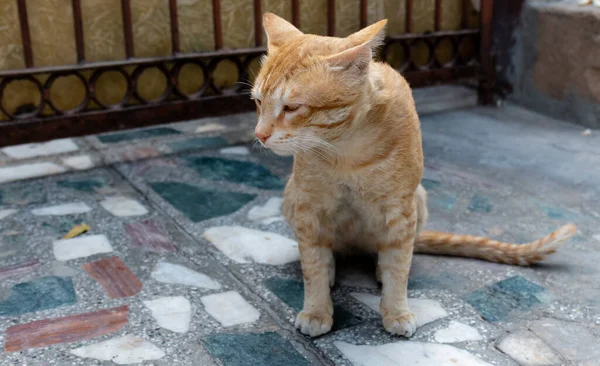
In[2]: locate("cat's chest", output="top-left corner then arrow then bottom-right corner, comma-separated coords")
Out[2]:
330,184 -> 383,252
331,183 -> 380,224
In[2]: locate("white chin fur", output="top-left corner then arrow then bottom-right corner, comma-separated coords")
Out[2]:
267,145 -> 294,156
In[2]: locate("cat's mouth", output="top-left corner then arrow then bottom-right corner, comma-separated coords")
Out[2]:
255,129 -> 296,156
257,137 -> 294,156
258,132 -> 338,162
264,143 -> 294,156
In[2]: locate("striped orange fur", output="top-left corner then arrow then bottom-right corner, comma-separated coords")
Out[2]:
253,13 -> 577,338
415,224 -> 577,266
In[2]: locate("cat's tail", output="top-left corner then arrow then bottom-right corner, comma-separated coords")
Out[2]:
414,224 -> 577,266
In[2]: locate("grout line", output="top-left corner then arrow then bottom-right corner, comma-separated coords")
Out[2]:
109,165 -> 333,365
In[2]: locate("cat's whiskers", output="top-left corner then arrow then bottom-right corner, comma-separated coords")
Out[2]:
298,134 -> 339,161
287,137 -> 335,164
235,81 -> 255,89
252,138 -> 262,150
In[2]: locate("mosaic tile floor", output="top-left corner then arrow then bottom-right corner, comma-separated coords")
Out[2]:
1,102 -> 599,365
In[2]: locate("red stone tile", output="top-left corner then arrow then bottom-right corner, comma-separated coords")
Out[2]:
82,256 -> 142,298
122,146 -> 161,162
0,259 -> 41,281
133,158 -> 178,175
124,219 -> 176,253
5,305 -> 129,352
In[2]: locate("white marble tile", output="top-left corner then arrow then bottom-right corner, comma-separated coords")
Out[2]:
195,123 -> 226,134
53,234 -> 113,261
2,138 -> 79,159
201,291 -> 260,327
578,360 -> 599,366
530,318 -> 600,361
151,261 -> 221,289
0,162 -> 66,184
247,197 -> 283,222
335,340 -> 492,366
0,209 -> 18,220
593,233 -> 600,242
350,292 -> 449,327
260,216 -> 285,225
496,330 -> 562,366
220,146 -> 250,155
32,202 -> 92,216
70,335 -> 165,364
144,296 -> 192,333
204,226 -> 299,265
434,321 -> 483,343
61,154 -> 94,170
100,196 -> 148,217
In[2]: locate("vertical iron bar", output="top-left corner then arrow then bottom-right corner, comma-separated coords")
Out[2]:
17,0 -> 33,67
461,0 -> 470,29
292,0 -> 300,28
327,0 -> 335,36
253,0 -> 262,46
72,0 -> 85,63
405,0 -> 413,33
434,0 -> 442,31
360,0 -> 368,28
121,0 -> 134,58
169,0 -> 180,55
212,0 -> 223,49
478,0 -> 495,105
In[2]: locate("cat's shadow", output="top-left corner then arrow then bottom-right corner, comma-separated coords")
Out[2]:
334,253 -> 380,288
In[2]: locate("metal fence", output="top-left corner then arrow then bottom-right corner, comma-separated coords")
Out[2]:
0,0 -> 495,147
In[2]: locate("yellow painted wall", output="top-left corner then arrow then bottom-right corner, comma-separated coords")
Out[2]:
0,0 -> 478,120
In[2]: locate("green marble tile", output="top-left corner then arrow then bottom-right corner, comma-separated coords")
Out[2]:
468,194 -> 493,213
535,201 -> 579,221
408,272 -> 469,292
98,127 -> 181,143
203,332 -> 310,366
465,275 -> 545,322
429,191 -> 457,211
263,278 -> 364,331
56,177 -> 108,193
0,184 -> 46,206
0,276 -> 77,316
150,182 -> 256,222
185,156 -> 285,190
421,178 -> 441,190
264,278 -> 304,312
168,136 -> 229,153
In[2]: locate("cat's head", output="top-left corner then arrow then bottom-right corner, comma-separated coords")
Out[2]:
251,13 -> 387,156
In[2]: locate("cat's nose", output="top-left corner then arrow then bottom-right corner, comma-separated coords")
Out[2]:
256,130 -> 271,143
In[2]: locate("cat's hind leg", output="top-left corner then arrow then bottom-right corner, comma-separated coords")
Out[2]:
377,184 -> 427,284
329,256 -> 336,287
415,184 -> 428,235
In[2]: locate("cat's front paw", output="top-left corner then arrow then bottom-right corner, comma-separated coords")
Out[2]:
295,311 -> 333,337
383,312 -> 417,337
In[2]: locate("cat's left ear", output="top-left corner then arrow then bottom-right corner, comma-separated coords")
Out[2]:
324,43 -> 373,72
325,19 -> 388,72
345,19 -> 388,49
263,13 -> 303,53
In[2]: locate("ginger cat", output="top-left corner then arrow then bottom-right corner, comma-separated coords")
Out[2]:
251,13 -> 577,338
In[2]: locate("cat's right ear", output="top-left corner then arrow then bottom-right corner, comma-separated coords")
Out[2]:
263,13 -> 303,53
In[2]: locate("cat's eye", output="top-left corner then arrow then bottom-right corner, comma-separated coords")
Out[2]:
255,99 -> 262,107
283,105 -> 300,113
